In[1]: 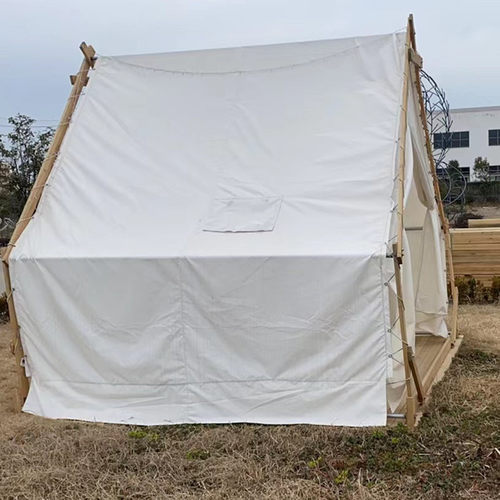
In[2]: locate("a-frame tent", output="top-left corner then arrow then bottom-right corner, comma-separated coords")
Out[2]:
3,16 -> 460,427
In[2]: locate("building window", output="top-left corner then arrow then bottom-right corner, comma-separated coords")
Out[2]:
489,129 -> 500,146
489,165 -> 500,180
460,167 -> 470,181
433,131 -> 469,149
436,166 -> 470,181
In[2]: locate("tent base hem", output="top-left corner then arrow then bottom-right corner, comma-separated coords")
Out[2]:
22,378 -> 387,427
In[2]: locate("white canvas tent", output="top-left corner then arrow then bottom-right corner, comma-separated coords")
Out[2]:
4,16 -> 460,427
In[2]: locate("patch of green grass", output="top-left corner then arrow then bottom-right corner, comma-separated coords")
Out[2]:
128,429 -> 148,439
186,448 -> 210,460
333,468 -> 349,485
127,429 -> 160,443
307,456 -> 323,469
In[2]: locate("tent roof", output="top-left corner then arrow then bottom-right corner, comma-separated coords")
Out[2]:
13,32 -> 406,260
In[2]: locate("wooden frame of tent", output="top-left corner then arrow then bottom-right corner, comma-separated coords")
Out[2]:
1,42 -> 96,410
388,15 -> 461,427
2,16 -> 461,427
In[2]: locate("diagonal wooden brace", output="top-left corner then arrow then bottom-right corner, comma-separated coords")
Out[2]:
408,346 -> 425,403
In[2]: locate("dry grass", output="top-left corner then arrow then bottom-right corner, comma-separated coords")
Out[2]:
0,306 -> 499,499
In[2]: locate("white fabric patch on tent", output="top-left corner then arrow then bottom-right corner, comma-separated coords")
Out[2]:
203,196 -> 282,232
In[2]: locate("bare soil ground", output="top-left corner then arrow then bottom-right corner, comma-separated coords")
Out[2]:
0,306 -> 499,499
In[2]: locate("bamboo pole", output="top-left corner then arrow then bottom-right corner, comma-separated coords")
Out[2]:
2,42 -> 95,409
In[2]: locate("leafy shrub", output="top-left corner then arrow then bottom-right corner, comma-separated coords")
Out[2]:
0,293 -> 8,322
455,276 -> 500,304
490,276 -> 500,302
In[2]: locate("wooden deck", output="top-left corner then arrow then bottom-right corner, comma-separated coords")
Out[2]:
389,333 -> 463,423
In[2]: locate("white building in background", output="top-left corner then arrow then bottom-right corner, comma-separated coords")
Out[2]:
433,106 -> 500,181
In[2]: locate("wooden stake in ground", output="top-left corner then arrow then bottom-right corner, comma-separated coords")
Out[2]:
2,42 -> 96,409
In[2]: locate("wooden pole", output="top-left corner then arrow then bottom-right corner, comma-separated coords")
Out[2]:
451,286 -> 459,344
2,42 -> 95,409
407,14 -> 459,338
391,16 -> 431,426
396,22 -> 412,261
392,244 -> 416,428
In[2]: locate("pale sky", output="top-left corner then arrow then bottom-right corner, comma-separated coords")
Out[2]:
1,0 -> 499,127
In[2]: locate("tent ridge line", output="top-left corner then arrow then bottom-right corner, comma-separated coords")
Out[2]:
2,42 -> 96,410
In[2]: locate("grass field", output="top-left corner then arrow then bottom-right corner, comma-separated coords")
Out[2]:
0,305 -> 498,499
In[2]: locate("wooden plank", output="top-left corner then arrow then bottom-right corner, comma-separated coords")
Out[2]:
468,218 -> 500,228
452,228 -> 500,234
445,229 -> 456,287
392,335 -> 454,425
422,336 -> 452,395
1,42 -> 96,409
393,336 -> 463,424
425,337 -> 463,397
451,286 -> 458,344
452,234 -> 500,242
449,227 -> 500,282
453,251 -> 500,257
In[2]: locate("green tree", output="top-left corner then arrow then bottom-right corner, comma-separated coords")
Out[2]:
473,156 -> 492,200
473,156 -> 491,183
438,159 -> 461,203
0,114 -> 54,221
446,159 -> 461,181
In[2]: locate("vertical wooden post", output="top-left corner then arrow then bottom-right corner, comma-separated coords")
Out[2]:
392,244 -> 416,428
2,42 -> 95,409
2,259 -> 29,409
396,22 -> 412,260
451,286 -> 459,344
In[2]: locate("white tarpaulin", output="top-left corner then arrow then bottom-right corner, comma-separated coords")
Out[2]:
10,31 -> 448,426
